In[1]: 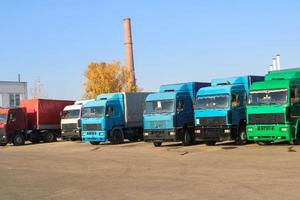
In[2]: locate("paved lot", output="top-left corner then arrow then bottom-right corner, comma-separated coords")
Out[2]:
1,140 -> 300,200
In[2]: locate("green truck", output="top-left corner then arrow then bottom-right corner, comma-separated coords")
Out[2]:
247,68 -> 300,144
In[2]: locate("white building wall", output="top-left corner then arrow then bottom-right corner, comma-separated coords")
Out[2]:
0,81 -> 28,107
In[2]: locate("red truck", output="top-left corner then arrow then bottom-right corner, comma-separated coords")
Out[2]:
0,99 -> 74,146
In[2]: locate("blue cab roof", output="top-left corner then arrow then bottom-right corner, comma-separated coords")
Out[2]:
198,75 -> 264,96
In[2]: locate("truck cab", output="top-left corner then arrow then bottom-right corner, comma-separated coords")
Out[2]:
143,82 -> 210,147
0,107 -> 27,146
247,68 -> 300,144
194,76 -> 263,145
61,99 -> 93,140
81,93 -> 149,145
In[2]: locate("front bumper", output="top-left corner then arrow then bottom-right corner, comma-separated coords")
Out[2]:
194,126 -> 237,142
143,129 -> 178,142
81,131 -> 107,142
61,129 -> 81,139
247,124 -> 293,142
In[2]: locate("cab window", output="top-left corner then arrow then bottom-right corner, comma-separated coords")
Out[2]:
177,100 -> 184,112
106,106 -> 114,116
231,93 -> 240,107
291,87 -> 300,104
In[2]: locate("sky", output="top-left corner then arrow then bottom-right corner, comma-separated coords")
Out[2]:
1,0 -> 300,100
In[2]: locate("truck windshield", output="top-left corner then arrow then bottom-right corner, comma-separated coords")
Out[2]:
195,95 -> 229,109
0,114 -> 7,123
248,89 -> 288,105
144,100 -> 174,114
82,106 -> 105,118
61,109 -> 80,119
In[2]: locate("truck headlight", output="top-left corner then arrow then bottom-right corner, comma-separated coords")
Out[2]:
169,131 -> 175,136
99,132 -> 105,136
247,128 -> 253,132
280,127 -> 288,132
144,132 -> 149,136
195,130 -> 201,133
224,129 -> 231,133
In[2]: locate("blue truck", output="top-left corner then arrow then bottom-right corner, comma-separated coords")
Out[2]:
81,92 -> 150,145
143,82 -> 210,147
194,76 -> 264,145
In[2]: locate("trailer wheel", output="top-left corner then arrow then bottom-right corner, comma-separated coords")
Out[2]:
13,134 -> 25,146
153,142 -> 162,147
43,132 -> 56,143
235,126 -> 247,145
182,130 -> 191,146
110,129 -> 124,145
90,141 -> 100,145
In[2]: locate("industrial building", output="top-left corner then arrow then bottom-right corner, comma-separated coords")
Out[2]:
0,81 -> 28,107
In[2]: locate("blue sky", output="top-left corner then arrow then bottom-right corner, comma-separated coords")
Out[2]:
1,0 -> 300,100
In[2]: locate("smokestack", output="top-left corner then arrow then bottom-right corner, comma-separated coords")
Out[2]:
269,64 -> 273,71
18,74 -> 21,82
272,58 -> 277,71
123,17 -> 136,88
276,54 -> 281,70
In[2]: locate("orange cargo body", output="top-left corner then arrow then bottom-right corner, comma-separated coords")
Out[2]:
20,99 -> 74,130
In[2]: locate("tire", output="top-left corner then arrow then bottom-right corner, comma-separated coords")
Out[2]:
291,133 -> 300,145
235,126 -> 247,145
13,134 -> 25,146
182,129 -> 191,146
43,132 -> 56,143
205,141 -> 216,146
110,129 -> 124,145
153,142 -> 162,147
90,141 -> 100,145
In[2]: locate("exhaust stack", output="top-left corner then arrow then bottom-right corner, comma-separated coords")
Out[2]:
276,54 -> 281,70
123,17 -> 136,90
272,58 -> 277,71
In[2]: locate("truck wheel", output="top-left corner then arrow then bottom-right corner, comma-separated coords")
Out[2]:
13,134 -> 25,146
182,130 -> 191,146
90,141 -> 100,145
43,132 -> 56,143
205,141 -> 216,146
110,129 -> 124,145
235,126 -> 247,145
153,142 -> 162,147
291,133 -> 300,145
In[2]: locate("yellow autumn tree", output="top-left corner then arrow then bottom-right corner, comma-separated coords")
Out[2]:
83,61 -> 140,98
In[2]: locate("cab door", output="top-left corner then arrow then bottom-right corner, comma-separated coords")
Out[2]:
290,86 -> 300,123
231,91 -> 246,125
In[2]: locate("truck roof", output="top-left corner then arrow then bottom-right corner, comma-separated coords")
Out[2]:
197,75 -> 264,96
265,68 -> 300,81
74,99 -> 94,105
250,79 -> 291,91
211,75 -> 264,87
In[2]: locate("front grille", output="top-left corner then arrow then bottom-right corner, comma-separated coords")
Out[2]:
257,126 -> 275,131
198,117 -> 226,126
248,113 -> 285,124
62,123 -> 77,131
82,124 -> 101,131
146,120 -> 171,129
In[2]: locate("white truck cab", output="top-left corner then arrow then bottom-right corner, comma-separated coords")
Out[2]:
61,100 -> 93,140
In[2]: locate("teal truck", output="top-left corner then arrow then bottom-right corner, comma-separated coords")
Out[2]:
194,76 -> 263,145
247,68 -> 300,144
81,92 -> 150,145
143,82 -> 210,147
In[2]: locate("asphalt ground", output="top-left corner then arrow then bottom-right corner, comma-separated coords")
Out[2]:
1,140 -> 300,200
